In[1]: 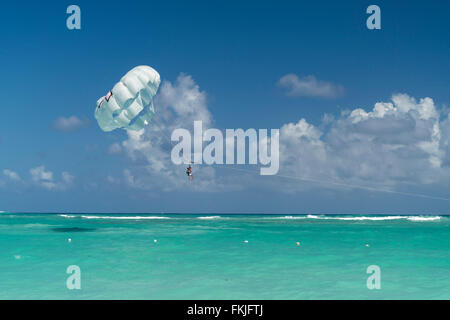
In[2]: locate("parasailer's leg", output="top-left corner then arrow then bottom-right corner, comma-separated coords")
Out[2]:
190,175 -> 193,181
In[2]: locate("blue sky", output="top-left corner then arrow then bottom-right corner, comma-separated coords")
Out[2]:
1,0 -> 450,214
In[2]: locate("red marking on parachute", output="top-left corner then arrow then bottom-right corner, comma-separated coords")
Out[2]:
97,98 -> 104,109
97,91 -> 113,109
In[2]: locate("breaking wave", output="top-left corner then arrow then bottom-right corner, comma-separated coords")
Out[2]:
303,215 -> 441,222
59,214 -> 77,218
260,214 -> 442,222
197,216 -> 227,220
263,216 -> 307,220
81,215 -> 171,220
59,215 -> 171,220
56,214 -> 443,222
406,216 -> 441,222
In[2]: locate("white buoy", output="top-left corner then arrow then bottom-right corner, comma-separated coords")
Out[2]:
154,239 -> 157,243
244,240 -> 248,243
68,238 -> 72,243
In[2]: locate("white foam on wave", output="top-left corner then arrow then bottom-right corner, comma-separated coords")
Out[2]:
329,215 -> 405,221
407,216 -> 441,221
264,215 -> 307,220
58,213 -> 442,222
80,215 -> 171,220
59,214 -> 77,218
197,216 -> 226,220
261,214 -> 443,222
260,214 -> 442,221
306,215 -> 442,221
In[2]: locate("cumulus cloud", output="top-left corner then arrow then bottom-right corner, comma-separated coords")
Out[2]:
53,116 -> 88,132
3,169 -> 21,181
30,166 -> 74,190
278,74 -> 344,98
278,93 -> 450,192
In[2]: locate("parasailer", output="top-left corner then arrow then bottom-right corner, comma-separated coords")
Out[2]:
186,165 -> 193,181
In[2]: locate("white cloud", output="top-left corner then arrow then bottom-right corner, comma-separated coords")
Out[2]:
30,166 -> 74,190
278,93 -> 450,191
278,74 -> 344,98
53,116 -> 88,132
3,169 -> 21,181
155,73 -> 212,126
30,166 -> 52,181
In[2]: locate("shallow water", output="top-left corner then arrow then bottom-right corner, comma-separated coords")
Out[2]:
0,213 -> 449,299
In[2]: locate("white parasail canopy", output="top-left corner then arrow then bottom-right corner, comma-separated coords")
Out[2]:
95,65 -> 161,132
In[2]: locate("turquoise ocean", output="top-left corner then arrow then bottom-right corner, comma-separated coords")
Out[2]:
0,212 -> 449,299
